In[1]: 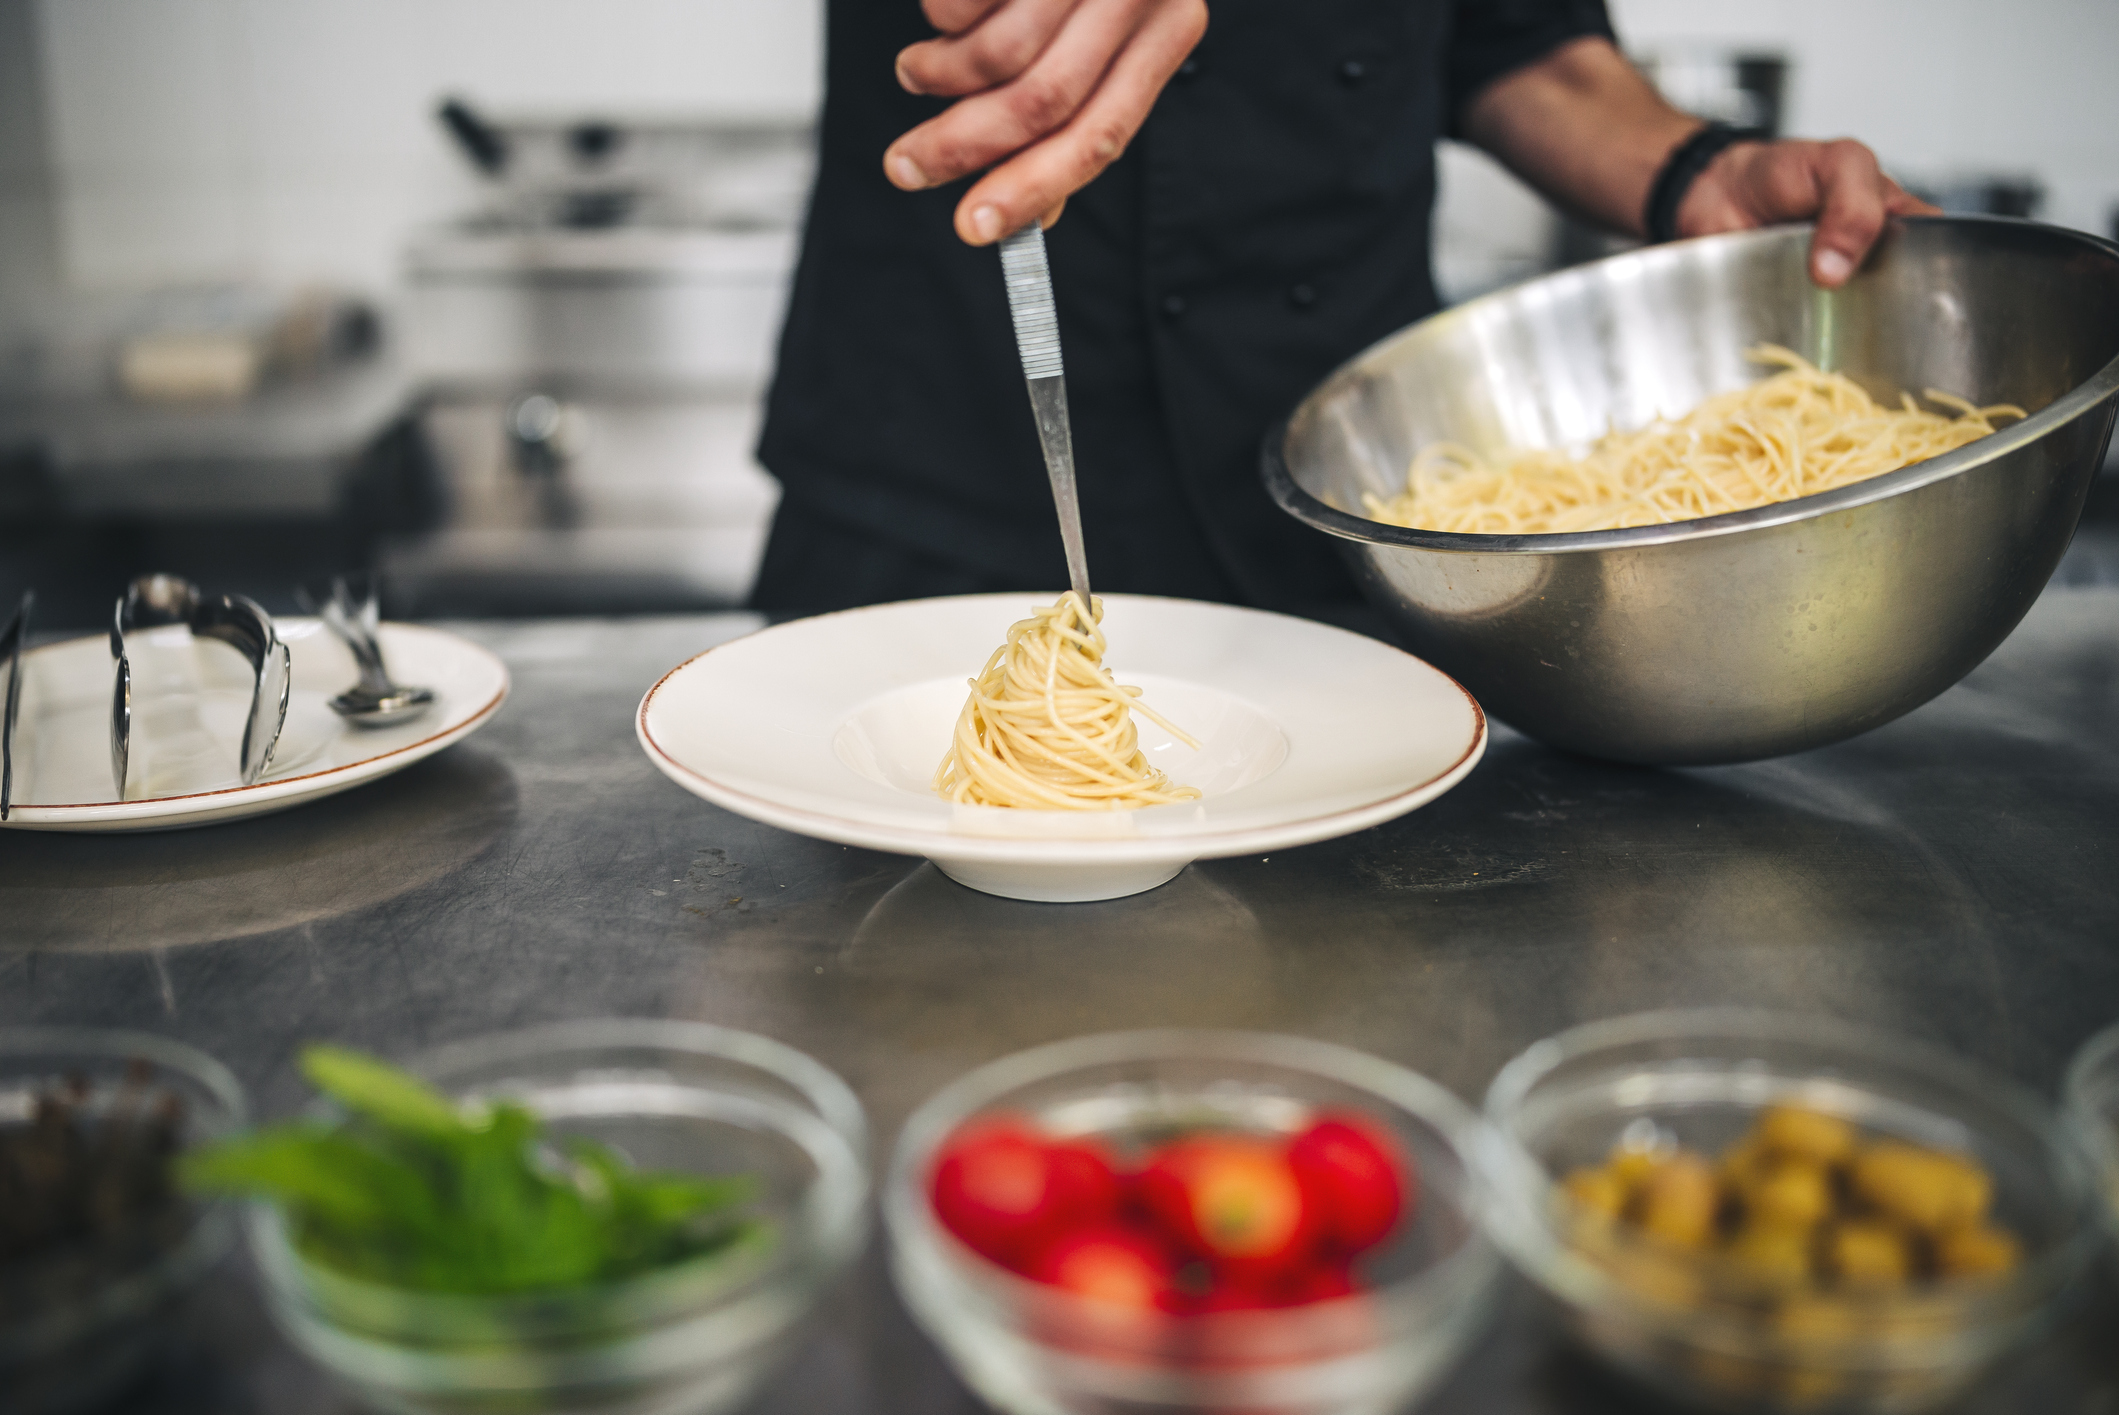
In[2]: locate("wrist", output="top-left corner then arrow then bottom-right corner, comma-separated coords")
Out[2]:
1643,121 -> 1762,243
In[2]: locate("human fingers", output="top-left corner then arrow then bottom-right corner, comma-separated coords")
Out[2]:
899,0 -> 1084,97
1788,140 -> 1892,286
885,0 -> 1198,204
886,0 -> 1153,192
950,0 -> 1202,243
922,0 -> 1009,38
1884,180 -> 1941,218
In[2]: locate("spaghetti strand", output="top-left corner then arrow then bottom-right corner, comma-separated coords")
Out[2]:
934,593 -> 1202,810
1363,347 -> 2025,535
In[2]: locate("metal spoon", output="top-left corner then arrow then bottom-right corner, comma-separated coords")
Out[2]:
298,575 -> 434,729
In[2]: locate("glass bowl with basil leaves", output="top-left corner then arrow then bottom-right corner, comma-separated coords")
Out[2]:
185,1019 -> 869,1415
1,1027 -> 249,1415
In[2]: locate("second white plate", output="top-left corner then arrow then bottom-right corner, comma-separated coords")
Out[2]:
2,619 -> 509,832
637,594 -> 1485,902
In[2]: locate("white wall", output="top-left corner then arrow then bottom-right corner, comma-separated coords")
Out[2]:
1612,0 -> 2119,236
30,0 -> 822,290
13,0 -> 2119,295
1436,0 -> 2119,302
0,0 -> 60,330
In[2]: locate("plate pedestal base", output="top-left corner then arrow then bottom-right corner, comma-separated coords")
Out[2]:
929,856 -> 1190,903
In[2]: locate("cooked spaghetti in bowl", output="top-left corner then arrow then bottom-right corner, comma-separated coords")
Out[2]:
1362,346 -> 2025,536
1264,217 -> 2119,764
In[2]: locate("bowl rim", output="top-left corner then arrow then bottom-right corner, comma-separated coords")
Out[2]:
1263,215 -> 2119,557
1478,1007 -> 2101,1364
0,1026 -> 250,1352
882,1028 -> 1500,1353
634,592 -> 1490,866
242,1017 -> 871,1327
2061,1018 -> 2119,1222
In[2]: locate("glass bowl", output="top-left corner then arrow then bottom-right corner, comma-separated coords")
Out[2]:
1481,1009 -> 2098,1414
246,1019 -> 869,1415
0,1026 -> 249,1415
2062,1019 -> 2119,1237
884,1029 -> 1500,1415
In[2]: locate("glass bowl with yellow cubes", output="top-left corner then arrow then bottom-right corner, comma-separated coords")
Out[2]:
1481,1010 -> 2098,1413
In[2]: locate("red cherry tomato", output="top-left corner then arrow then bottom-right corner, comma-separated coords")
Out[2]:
1045,1137 -> 1123,1223
929,1119 -> 1119,1267
1188,1281 -> 1276,1314
1030,1225 -> 1181,1311
1139,1136 -> 1315,1282
1288,1113 -> 1412,1255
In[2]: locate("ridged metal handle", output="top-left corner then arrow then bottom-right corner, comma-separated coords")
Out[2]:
1000,224 -> 1064,380
999,224 -> 1091,604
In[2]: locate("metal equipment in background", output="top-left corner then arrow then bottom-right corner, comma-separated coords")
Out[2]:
0,287 -> 435,631
380,98 -> 809,617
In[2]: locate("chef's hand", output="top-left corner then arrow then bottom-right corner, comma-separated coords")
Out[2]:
1463,37 -> 1936,288
883,0 -> 1208,246
1679,138 -> 1936,286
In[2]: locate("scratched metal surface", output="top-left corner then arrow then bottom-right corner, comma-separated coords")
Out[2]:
3,591 -> 2118,1415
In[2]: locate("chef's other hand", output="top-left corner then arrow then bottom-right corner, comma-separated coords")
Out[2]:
1680,137 -> 1938,287
884,0 -> 1208,246
1462,40 -> 1935,291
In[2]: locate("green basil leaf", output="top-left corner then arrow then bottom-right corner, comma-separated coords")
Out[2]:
301,1045 -> 465,1137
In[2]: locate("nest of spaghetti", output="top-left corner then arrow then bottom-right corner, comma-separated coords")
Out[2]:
934,594 -> 1201,811
1364,346 -> 2026,535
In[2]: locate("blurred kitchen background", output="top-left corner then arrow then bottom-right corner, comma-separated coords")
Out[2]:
3,0 -> 2117,630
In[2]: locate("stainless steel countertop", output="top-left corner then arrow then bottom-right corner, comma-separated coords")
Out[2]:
4,589 -> 2118,1414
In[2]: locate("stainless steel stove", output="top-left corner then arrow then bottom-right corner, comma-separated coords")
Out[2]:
378,105 -> 808,616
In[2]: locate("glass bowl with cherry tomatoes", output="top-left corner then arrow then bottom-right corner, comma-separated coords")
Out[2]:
1482,1010 -> 2099,1415
884,1030 -> 1499,1415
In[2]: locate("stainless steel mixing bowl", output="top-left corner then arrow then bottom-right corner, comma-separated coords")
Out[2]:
1264,217 -> 2119,764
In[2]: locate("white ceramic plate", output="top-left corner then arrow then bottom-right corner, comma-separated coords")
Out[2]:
636,594 -> 1486,902
2,620 -> 508,832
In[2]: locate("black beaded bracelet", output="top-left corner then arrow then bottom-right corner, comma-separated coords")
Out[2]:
1643,121 -> 1761,244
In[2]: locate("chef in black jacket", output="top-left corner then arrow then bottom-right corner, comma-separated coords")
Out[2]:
753,0 -> 1929,619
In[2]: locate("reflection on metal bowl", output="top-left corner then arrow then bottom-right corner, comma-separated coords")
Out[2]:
1265,217 -> 2119,765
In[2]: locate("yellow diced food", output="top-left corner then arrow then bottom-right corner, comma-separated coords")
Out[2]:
1745,1160 -> 1834,1230
1637,1152 -> 1720,1249
1934,1223 -> 2021,1279
1562,1165 -> 1627,1222
1755,1105 -> 1858,1166
1850,1143 -> 1992,1233
1826,1220 -> 1911,1286
1608,1146 -> 1659,1193
1718,1134 -> 1768,1183
1724,1222 -> 1814,1286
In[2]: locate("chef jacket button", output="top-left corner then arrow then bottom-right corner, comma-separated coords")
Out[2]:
1160,294 -> 1188,319
1175,57 -> 1200,81
1288,283 -> 1317,309
1338,59 -> 1367,85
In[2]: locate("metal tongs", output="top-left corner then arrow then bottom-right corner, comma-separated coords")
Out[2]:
110,574 -> 290,798
998,222 -> 1092,608
1,590 -> 30,819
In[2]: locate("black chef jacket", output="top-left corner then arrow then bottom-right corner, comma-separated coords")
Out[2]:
754,0 -> 1614,617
